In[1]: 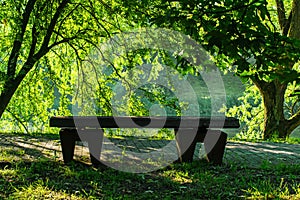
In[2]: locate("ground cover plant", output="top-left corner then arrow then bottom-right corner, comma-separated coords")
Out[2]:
0,133 -> 299,200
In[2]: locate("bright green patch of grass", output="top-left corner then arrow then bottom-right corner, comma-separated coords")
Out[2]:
228,136 -> 300,144
0,160 -> 299,199
285,137 -> 300,144
1,132 -> 299,199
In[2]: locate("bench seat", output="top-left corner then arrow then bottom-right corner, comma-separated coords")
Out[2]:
50,116 -> 239,166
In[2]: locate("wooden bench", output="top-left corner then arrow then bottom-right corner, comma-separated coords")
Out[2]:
50,116 -> 239,166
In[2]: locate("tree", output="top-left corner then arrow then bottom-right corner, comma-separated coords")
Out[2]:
134,0 -> 300,139
0,0 -> 125,129
0,0 -> 191,132
251,0 -> 300,139
1,0 -> 300,139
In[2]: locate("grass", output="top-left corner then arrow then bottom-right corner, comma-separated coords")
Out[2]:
0,158 -> 299,199
228,136 -> 300,144
0,132 -> 299,199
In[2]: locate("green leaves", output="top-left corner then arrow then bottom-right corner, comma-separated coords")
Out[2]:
146,0 -> 300,84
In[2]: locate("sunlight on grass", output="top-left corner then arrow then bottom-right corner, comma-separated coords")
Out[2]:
286,137 -> 300,144
0,133 -> 299,199
243,178 -> 300,200
162,170 -> 193,183
0,148 -> 26,162
0,161 -> 299,199
10,181 -> 86,200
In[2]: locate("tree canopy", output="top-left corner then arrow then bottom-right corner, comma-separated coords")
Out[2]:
0,0 -> 299,139
134,0 -> 300,139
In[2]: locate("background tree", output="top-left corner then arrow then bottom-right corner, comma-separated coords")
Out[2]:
130,0 -> 300,139
0,0 -> 126,131
1,0 -> 300,139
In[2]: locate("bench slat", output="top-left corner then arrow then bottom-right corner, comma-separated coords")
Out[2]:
50,116 -> 240,129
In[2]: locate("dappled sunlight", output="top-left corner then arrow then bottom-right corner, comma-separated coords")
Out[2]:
11,183 -> 87,200
242,179 -> 300,200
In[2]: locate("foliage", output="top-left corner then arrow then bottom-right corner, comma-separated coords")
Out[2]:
0,48 -> 76,133
0,0 -> 129,132
135,0 -> 300,139
1,0 -> 300,139
224,83 -> 264,139
225,79 -> 300,140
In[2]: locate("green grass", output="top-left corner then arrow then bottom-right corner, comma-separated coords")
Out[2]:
0,131 -> 299,199
0,159 -> 299,199
228,136 -> 300,144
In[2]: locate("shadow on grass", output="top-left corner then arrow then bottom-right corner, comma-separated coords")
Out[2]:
0,159 -> 299,199
0,134 -> 60,163
0,133 -> 300,199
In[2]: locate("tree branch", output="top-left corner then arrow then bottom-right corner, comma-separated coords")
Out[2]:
275,0 -> 287,32
7,0 -> 37,78
47,35 -> 78,50
6,108 -> 29,134
291,98 -> 300,115
250,74 -> 268,91
283,10 -> 293,36
288,0 -> 300,39
79,2 -> 112,38
27,23 -> 38,60
16,0 -> 70,81
54,3 -> 80,43
288,109 -> 300,132
33,0 -> 70,61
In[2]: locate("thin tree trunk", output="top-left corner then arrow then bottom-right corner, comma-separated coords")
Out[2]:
0,76 -> 27,119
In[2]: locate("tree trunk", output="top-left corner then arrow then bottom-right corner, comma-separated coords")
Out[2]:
288,0 -> 300,39
0,75 -> 28,119
253,79 -> 292,139
253,0 -> 300,140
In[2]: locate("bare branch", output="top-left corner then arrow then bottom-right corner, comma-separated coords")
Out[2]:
55,3 -> 81,43
47,35 -> 77,50
79,3 -> 111,38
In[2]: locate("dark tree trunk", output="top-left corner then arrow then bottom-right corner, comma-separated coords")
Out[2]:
0,76 -> 26,119
253,79 -> 293,139
257,0 -> 300,139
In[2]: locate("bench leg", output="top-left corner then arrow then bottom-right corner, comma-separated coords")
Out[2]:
203,130 -> 227,165
79,129 -> 104,166
175,129 -> 197,162
59,129 -> 79,164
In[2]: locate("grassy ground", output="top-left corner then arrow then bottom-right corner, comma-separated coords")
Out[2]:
0,157 -> 299,199
0,132 -> 299,199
